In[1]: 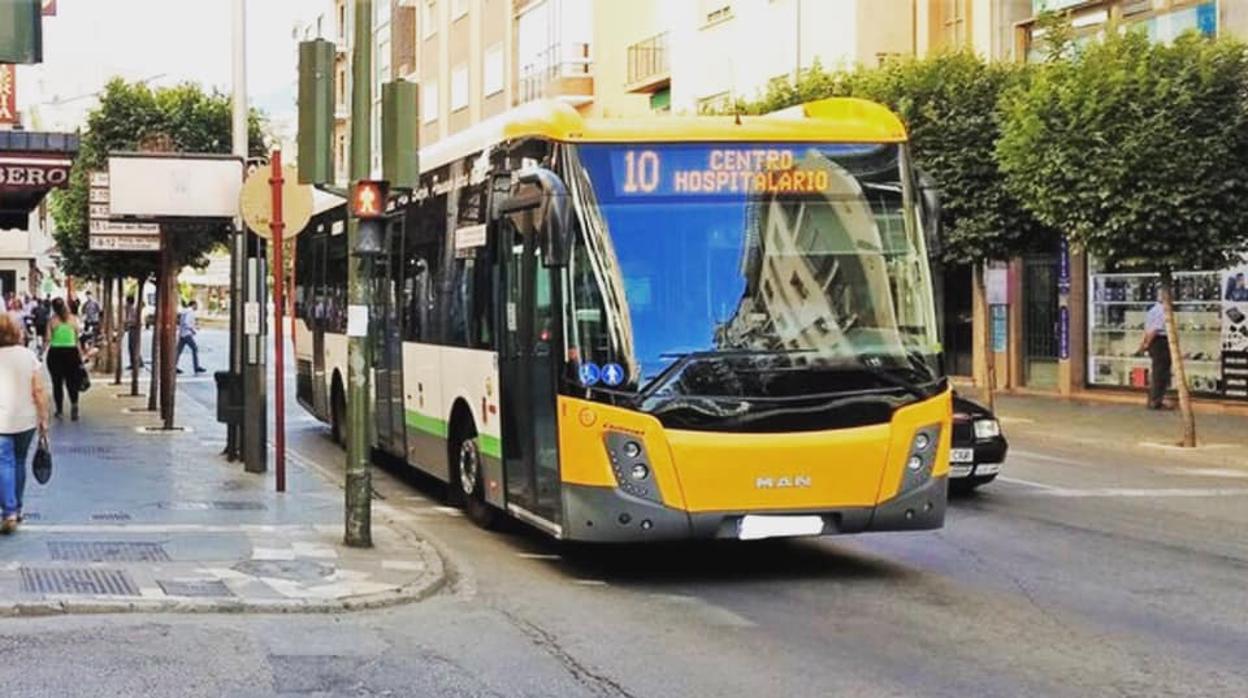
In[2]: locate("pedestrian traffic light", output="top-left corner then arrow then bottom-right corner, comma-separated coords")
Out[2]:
351,180 -> 388,219
0,0 -> 42,64
297,39 -> 335,185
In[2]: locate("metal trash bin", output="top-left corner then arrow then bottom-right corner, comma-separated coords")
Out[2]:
214,370 -> 243,424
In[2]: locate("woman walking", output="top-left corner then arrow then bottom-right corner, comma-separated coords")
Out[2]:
44,298 -> 84,421
0,313 -> 49,533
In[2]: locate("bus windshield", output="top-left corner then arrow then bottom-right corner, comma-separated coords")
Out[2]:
563,141 -> 942,405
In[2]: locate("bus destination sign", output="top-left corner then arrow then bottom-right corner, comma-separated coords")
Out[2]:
609,145 -> 863,198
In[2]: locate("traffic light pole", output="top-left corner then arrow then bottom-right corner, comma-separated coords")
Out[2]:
344,0 -> 373,548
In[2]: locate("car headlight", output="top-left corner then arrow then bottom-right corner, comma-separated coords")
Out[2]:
973,419 -> 1001,440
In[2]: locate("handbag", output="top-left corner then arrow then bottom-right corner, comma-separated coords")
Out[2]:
32,433 -> 52,485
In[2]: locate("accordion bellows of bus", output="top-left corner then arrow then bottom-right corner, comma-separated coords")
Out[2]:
294,98 -> 951,543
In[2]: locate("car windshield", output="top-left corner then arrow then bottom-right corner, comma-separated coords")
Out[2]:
561,141 -> 942,403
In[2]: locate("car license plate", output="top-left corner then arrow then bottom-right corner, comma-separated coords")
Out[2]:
976,463 -> 1001,475
950,464 -> 973,478
950,448 -> 975,463
738,515 -> 824,541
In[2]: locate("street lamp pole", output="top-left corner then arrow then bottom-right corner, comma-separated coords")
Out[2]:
344,0 -> 373,548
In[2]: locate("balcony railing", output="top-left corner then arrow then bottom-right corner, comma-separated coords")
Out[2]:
517,43 -> 593,105
626,32 -> 669,89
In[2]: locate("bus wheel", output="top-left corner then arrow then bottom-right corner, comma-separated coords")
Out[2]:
330,380 -> 346,446
453,427 -> 496,529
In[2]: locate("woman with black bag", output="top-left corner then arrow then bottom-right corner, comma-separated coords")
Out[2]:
0,313 -> 50,534
44,298 -> 84,421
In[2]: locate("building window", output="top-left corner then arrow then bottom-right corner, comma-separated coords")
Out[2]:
701,0 -> 733,26
422,79 -> 439,123
483,43 -> 504,97
451,64 -> 469,112
451,0 -> 468,21
421,0 -> 437,38
941,0 -> 967,48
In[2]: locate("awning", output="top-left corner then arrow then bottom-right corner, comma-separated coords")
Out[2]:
0,130 -> 79,229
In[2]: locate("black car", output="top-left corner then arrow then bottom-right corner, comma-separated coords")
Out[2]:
949,394 -> 1008,493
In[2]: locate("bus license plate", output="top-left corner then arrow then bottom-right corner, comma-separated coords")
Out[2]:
950,448 -> 975,463
738,515 -> 824,540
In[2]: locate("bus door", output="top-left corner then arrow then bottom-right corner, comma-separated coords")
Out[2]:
498,218 -> 564,527
372,212 -> 408,458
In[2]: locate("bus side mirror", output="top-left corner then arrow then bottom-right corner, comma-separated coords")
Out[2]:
497,167 -> 573,268
917,169 -> 942,260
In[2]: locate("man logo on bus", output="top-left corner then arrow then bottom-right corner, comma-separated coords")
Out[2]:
755,475 -> 813,489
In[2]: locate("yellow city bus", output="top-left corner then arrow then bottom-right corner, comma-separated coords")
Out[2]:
294,98 -> 951,542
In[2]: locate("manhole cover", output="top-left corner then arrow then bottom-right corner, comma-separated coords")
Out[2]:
159,501 -> 267,512
157,579 -> 234,598
48,541 -> 171,562
20,568 -> 139,596
91,512 -> 132,522
233,559 -> 334,582
59,446 -> 116,456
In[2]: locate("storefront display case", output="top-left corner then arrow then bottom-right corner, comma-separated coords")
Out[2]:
1088,271 -> 1224,395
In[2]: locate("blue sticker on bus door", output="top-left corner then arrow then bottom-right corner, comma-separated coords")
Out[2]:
578,363 -> 601,387
601,363 -> 625,387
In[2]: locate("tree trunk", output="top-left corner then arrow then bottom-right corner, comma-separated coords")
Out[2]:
148,276 -> 160,413
1159,271 -> 1197,447
975,263 -> 997,413
130,277 -> 142,396
113,277 -> 124,386
99,277 -> 113,374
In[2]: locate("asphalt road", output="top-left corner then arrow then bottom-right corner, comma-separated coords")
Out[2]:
3,328 -> 1245,697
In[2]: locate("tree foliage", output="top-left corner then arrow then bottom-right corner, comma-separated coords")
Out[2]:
48,78 -> 267,280
998,30 -> 1248,274
732,53 -> 1053,267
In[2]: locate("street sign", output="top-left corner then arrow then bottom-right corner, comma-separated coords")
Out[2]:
89,234 -> 161,252
88,170 -> 159,241
239,163 -> 312,239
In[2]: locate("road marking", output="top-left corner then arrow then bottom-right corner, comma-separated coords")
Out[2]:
1159,467 -> 1248,479
997,476 -> 1061,490
1018,487 -> 1248,498
1008,450 -> 1090,467
516,553 -> 561,561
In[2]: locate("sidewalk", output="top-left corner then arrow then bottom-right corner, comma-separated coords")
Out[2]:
0,371 -> 444,616
960,387 -> 1248,468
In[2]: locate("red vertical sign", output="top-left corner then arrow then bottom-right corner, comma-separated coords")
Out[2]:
0,64 -> 17,125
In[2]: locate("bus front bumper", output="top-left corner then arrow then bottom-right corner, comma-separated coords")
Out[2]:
561,477 -> 947,543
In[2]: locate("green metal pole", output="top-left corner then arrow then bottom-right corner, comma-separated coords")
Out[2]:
345,0 -> 373,548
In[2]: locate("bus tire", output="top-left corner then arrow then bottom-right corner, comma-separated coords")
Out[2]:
451,423 -> 497,530
330,377 -> 346,446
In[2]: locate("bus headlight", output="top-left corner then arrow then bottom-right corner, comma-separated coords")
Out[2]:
604,432 -> 663,503
899,424 -> 941,494
630,463 -> 649,481
623,441 -> 642,458
973,419 -> 1001,440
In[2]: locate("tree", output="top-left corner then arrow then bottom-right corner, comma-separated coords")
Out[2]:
998,30 -> 1248,446
48,78 -> 266,282
733,54 -> 1053,408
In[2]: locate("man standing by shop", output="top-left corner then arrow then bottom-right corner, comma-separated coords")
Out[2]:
1138,290 -> 1171,410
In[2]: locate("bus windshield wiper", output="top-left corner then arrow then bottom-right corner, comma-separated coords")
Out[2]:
641,348 -> 817,399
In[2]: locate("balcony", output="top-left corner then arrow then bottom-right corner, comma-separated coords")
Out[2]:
517,43 -> 594,107
625,32 -> 669,94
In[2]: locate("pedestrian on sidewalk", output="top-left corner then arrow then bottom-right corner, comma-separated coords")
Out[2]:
30,299 -> 49,353
124,294 -> 143,370
0,313 -> 50,534
1137,292 -> 1171,410
44,298 -> 84,421
80,290 -> 101,345
176,300 -> 206,374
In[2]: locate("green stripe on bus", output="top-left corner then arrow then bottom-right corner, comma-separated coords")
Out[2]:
404,410 -> 501,459
405,411 -> 448,438
479,434 -> 502,459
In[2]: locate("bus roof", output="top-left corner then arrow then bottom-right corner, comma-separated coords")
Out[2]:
420,98 -> 907,173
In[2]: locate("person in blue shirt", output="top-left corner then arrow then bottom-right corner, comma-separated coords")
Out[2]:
176,300 -> 206,375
